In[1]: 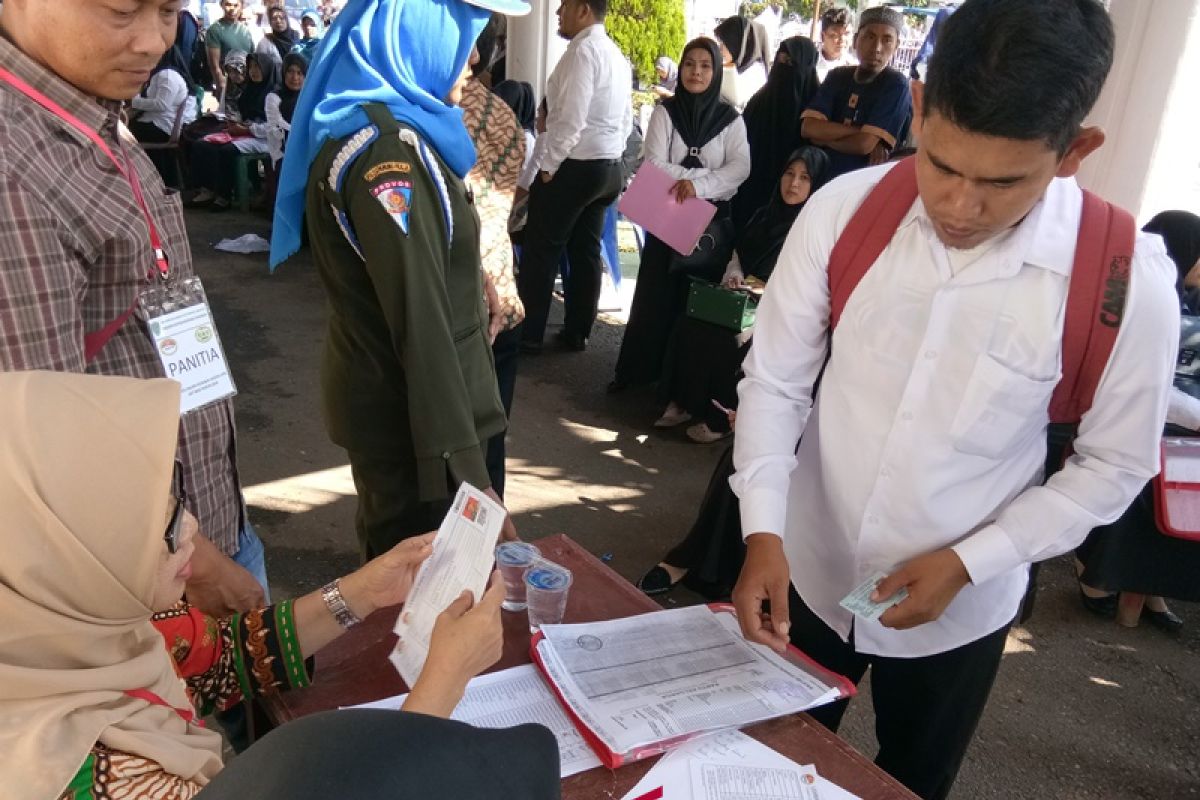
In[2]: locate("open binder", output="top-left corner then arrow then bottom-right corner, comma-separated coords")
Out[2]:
529,604 -> 855,769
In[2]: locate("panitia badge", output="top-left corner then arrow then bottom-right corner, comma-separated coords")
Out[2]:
372,179 -> 414,235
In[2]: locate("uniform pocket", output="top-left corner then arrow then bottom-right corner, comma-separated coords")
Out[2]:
950,353 -> 1057,459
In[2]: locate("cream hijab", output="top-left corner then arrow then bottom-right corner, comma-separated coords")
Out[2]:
0,372 -> 223,800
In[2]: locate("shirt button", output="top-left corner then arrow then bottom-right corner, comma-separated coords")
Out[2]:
924,350 -> 937,360
867,515 -> 879,525
442,452 -> 451,460
901,411 -> 914,421
880,467 -> 891,478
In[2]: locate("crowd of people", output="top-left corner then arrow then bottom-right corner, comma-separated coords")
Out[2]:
0,0 -> 1196,799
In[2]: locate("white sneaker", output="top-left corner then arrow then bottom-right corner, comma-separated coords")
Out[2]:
653,403 -> 691,428
686,422 -> 731,444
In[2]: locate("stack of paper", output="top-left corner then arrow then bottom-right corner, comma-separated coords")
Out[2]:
532,604 -> 853,767
343,664 -> 604,778
621,730 -> 862,800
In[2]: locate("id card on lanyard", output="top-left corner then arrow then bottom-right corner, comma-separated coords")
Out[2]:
0,68 -> 236,414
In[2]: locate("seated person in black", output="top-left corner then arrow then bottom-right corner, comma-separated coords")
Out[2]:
800,6 -> 912,180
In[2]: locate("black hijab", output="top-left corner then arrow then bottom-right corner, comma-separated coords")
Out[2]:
146,12 -> 197,95
714,16 -> 770,74
734,36 -> 820,230
494,80 -> 536,132
238,53 -> 280,123
277,53 -> 308,124
735,147 -> 830,281
265,10 -> 299,62
663,38 -> 738,169
1144,210 -> 1200,311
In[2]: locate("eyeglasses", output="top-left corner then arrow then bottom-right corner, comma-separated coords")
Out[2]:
165,460 -> 187,555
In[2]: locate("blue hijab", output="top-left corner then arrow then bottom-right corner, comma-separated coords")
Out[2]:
270,0 -> 491,268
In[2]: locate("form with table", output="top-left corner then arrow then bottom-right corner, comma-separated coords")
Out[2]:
257,535 -> 917,800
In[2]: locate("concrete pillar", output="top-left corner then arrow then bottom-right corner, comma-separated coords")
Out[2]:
506,0 -> 568,100
1077,0 -> 1200,223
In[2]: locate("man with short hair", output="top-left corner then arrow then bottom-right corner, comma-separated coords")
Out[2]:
0,0 -> 266,616
815,5 -> 855,82
207,0 -> 253,96
516,0 -> 632,353
732,1 -> 1178,798
801,5 -> 910,180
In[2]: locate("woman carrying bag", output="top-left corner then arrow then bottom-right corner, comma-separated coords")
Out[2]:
610,37 -> 750,394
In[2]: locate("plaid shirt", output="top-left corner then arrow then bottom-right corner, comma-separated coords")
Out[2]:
0,35 -> 244,554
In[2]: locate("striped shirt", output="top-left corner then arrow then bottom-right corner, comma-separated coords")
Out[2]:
0,34 -> 244,554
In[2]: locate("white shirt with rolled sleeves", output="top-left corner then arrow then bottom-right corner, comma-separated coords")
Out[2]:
541,23 -> 632,175
643,104 -> 751,202
731,162 -> 1179,658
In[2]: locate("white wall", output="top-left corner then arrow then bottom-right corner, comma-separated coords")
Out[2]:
506,0 -> 569,100
1077,0 -> 1200,223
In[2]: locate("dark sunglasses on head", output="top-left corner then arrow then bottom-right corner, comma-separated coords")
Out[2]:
165,460 -> 187,555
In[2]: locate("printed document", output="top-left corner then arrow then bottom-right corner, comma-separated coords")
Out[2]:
620,730 -> 862,800
389,483 -> 503,685
342,664 -> 603,778
536,605 -> 845,759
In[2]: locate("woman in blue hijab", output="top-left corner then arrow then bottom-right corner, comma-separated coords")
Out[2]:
270,0 -> 529,559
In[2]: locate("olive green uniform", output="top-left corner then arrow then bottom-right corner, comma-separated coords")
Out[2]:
306,104 -> 506,558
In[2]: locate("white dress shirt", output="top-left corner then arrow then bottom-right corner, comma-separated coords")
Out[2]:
719,63 -> 768,113
732,163 -> 1179,658
542,24 -> 633,175
130,69 -> 196,136
643,104 -> 751,202
816,50 -> 857,83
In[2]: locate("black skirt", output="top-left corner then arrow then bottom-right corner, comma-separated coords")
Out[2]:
662,445 -> 746,598
659,316 -> 749,432
1076,481 -> 1200,602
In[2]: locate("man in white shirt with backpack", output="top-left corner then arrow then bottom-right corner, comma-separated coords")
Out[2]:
730,1 -> 1178,799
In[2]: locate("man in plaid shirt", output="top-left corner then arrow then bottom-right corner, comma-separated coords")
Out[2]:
0,1 -> 265,615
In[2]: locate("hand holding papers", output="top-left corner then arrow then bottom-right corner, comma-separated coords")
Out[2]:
619,161 -> 718,257
390,484 -> 505,686
531,605 -> 854,767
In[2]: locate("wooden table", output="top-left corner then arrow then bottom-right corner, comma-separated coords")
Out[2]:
260,535 -> 916,800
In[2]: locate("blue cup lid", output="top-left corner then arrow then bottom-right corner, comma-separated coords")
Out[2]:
525,563 -> 571,591
495,541 -> 540,566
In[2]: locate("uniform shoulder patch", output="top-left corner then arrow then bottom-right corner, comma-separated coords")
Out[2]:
371,179 -> 414,236
363,161 -> 413,182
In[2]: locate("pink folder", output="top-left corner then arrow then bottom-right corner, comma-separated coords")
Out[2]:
618,161 -> 717,257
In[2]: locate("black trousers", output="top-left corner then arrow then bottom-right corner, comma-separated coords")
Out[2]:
189,140 -> 241,198
198,709 -> 560,800
347,450 -> 456,560
518,158 -> 623,344
788,590 -> 1010,800
485,326 -> 521,499
129,119 -> 182,189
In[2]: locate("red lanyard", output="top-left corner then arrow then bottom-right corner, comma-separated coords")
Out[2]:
0,67 -> 170,279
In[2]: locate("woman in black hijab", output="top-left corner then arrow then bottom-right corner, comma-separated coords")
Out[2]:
187,54 -> 282,210
732,36 -> 820,230
610,37 -> 750,392
261,5 -> 299,64
493,80 -> 536,133
1074,209 -> 1200,634
1144,210 -> 1200,312
636,148 -> 831,597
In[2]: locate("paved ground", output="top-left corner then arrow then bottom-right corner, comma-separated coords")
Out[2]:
188,208 -> 1199,799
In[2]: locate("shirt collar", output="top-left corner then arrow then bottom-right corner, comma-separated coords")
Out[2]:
570,23 -> 607,46
903,174 -> 1082,278
0,29 -> 121,137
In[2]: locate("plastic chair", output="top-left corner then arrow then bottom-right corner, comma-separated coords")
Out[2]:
234,152 -> 271,212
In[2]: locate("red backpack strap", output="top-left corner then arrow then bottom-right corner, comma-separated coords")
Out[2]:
1047,191 -> 1136,424
827,158 -> 920,330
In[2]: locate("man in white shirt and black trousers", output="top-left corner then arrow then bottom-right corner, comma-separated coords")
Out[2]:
517,0 -> 632,353
730,1 -> 1179,799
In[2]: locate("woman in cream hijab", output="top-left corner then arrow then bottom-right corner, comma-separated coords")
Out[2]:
0,372 -> 556,800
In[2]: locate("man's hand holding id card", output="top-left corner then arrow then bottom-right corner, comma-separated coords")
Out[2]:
839,571 -> 908,622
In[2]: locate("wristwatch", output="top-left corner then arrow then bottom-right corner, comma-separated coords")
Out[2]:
321,579 -> 362,629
